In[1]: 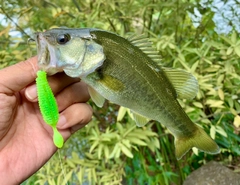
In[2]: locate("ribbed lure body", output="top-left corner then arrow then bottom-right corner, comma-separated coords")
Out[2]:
36,70 -> 63,148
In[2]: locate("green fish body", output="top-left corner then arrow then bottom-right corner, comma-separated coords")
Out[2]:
35,28 -> 220,159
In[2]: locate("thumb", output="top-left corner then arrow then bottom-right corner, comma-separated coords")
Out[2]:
0,56 -> 38,94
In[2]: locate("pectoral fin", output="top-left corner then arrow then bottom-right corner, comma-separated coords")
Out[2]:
163,68 -> 198,99
130,110 -> 150,127
99,74 -> 125,92
88,86 -> 105,107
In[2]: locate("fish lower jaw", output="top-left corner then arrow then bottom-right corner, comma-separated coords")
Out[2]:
39,65 -> 64,75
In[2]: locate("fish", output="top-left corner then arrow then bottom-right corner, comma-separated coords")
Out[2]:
35,28 -> 220,159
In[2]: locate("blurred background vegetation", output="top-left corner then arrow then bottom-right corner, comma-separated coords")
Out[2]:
1,0 -> 240,184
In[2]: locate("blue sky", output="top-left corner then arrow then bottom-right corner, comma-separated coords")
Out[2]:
0,14 -> 7,25
189,0 -> 240,34
0,14 -> 25,37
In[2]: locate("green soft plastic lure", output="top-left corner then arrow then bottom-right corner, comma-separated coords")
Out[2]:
36,70 -> 64,148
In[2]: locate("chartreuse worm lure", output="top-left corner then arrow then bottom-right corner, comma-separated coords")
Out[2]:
36,70 -> 64,148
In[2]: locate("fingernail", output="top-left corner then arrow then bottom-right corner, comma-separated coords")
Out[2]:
57,115 -> 67,128
25,84 -> 37,100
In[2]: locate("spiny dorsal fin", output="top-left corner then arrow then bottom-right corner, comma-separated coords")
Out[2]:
88,86 -> 105,107
127,34 -> 161,63
163,68 -> 199,99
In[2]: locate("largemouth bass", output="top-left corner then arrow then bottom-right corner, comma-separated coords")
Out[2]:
35,28 -> 220,159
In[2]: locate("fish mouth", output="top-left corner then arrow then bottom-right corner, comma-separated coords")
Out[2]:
35,33 -> 63,75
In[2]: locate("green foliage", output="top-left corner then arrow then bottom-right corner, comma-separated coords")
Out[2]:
22,120 -> 159,185
1,0 -> 240,184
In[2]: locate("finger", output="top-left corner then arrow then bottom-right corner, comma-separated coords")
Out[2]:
48,73 -> 80,95
56,82 -> 90,112
25,72 -> 80,101
57,103 -> 92,133
0,56 -> 38,94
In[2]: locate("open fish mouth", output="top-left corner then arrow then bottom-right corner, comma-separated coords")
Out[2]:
35,32 -> 63,75
35,29 -> 106,78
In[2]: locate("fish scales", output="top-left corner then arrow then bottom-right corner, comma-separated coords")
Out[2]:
87,30 -> 195,136
35,28 -> 220,159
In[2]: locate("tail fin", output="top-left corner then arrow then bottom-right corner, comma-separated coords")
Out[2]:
175,126 -> 220,160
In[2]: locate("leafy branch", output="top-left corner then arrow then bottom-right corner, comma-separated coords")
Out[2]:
0,7 -> 31,37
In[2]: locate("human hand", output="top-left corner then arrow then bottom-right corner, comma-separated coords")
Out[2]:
0,57 -> 92,184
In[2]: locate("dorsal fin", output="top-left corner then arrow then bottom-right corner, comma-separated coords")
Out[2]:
163,68 -> 199,99
127,34 -> 161,63
127,34 -> 198,100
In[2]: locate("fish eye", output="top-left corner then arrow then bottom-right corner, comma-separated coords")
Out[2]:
56,34 -> 71,44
